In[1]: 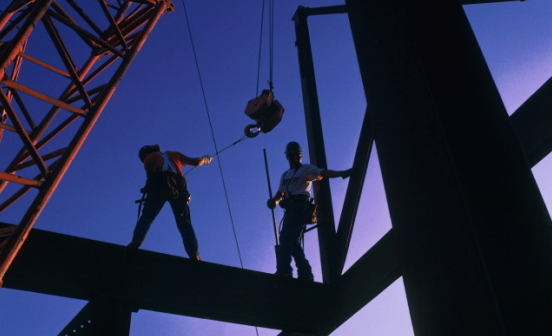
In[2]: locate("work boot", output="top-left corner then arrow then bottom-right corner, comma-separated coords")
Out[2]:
127,241 -> 142,249
190,252 -> 201,261
298,274 -> 314,282
274,271 -> 292,278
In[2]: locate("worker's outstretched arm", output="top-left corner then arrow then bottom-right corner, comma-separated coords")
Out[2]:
195,155 -> 213,166
321,168 -> 352,179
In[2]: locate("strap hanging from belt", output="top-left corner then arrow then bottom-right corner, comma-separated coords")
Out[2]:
161,152 -> 178,173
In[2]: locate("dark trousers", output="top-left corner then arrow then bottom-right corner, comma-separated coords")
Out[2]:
277,200 -> 313,279
132,183 -> 198,258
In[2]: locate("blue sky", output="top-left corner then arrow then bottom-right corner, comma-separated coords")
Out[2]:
0,0 -> 551,335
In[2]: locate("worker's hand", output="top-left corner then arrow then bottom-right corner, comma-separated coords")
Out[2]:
267,198 -> 277,209
201,155 -> 213,165
341,168 -> 352,179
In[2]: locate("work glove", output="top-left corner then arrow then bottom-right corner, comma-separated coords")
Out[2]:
341,168 -> 353,179
267,198 -> 276,209
201,155 -> 214,165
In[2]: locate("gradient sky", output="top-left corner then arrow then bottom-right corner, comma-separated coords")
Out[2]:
0,0 -> 551,335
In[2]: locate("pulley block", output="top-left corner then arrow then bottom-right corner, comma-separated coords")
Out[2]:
244,89 -> 284,138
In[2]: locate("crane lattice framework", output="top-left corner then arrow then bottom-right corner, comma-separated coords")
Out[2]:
0,0 -> 174,287
1,0 -> 552,335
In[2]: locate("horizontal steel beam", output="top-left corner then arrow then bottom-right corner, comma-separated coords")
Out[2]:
1,223 -> 332,334
462,0 -> 525,4
1,222 -> 408,335
0,171 -> 41,187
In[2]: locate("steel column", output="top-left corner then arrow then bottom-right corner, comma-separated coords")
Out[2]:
346,0 -> 552,334
293,6 -> 338,283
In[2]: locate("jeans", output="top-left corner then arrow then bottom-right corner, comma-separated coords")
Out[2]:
132,181 -> 198,258
277,200 -> 313,279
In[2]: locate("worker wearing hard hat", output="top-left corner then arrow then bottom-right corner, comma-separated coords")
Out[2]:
267,141 -> 351,281
128,144 -> 213,260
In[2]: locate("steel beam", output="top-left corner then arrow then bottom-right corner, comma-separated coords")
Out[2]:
510,77 -> 552,167
57,299 -> 133,336
334,107 -> 374,275
2,223 -> 333,335
293,6 -> 340,283
345,0 -> 552,335
324,230 -> 401,334
462,0 -> 525,4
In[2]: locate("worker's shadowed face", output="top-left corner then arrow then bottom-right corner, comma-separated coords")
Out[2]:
286,151 -> 302,168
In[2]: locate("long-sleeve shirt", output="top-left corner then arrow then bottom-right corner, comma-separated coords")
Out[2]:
143,151 -> 202,178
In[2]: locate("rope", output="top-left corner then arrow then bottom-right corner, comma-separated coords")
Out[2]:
180,0 -> 246,270
255,0 -> 275,92
255,0 -> 266,96
184,135 -> 248,175
269,0 -> 274,90
179,7 -> 261,335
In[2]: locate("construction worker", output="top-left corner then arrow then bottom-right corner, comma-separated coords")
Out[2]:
128,144 -> 213,260
267,141 -> 352,281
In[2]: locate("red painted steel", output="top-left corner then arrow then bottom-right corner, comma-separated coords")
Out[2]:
0,0 -> 174,288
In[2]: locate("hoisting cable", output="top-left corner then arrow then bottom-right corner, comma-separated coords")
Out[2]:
180,0 -> 246,270
180,3 -> 261,334
269,0 -> 275,91
255,0 -> 275,92
255,0 -> 266,96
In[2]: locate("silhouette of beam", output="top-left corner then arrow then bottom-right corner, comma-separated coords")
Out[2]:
324,230 -> 401,334
510,77 -> 552,167
462,0 -> 524,4
1,223 -> 333,334
346,0 -> 552,334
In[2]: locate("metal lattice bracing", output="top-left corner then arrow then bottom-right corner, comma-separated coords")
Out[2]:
0,0 -> 174,287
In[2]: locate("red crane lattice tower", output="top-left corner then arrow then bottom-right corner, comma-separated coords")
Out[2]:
0,0 -> 174,287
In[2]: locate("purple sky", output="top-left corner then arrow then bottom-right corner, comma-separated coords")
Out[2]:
0,0 -> 551,335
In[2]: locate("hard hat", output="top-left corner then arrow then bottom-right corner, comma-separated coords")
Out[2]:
139,144 -> 160,162
285,141 -> 302,154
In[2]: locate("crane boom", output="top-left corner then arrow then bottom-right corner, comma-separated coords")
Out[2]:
0,0 -> 174,288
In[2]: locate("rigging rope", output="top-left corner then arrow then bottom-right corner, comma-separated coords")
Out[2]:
177,2 -> 282,334
255,0 -> 266,96
184,135 -> 248,175
179,7 -> 262,336
255,0 -> 275,93
269,0 -> 274,90
180,0 -> 246,271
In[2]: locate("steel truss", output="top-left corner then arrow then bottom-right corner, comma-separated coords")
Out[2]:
0,0 -> 174,287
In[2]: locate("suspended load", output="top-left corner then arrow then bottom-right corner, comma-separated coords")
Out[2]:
244,90 -> 284,138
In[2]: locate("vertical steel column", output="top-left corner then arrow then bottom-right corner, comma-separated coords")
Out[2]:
293,6 -> 338,282
346,0 -> 552,334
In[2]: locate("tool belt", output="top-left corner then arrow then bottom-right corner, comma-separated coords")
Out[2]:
280,194 -> 317,225
143,171 -> 186,200
279,194 -> 308,209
